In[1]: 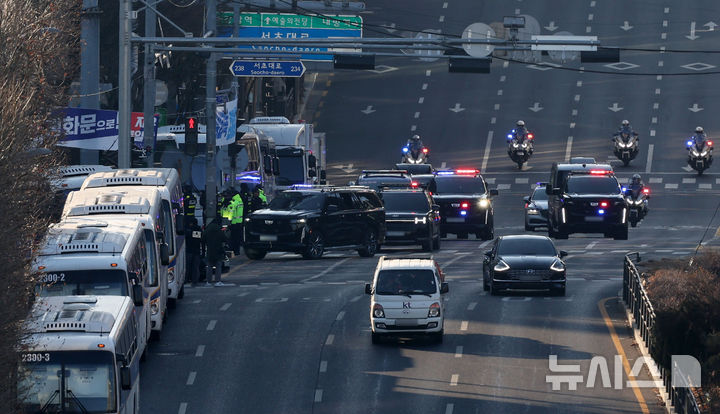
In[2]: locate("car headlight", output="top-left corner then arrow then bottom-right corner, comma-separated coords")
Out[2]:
244,218 -> 251,223
290,218 -> 306,224
150,300 -> 160,315
373,303 -> 385,318
692,150 -> 700,157
428,302 -> 441,318
494,260 -> 510,272
414,217 -> 427,224
701,150 -> 709,157
527,208 -> 540,215
550,260 -> 565,272
513,143 -> 519,148
521,143 -> 528,148
478,199 -> 490,208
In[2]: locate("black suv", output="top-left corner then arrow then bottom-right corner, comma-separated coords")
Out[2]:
379,189 -> 441,251
243,187 -> 386,259
354,170 -> 412,191
546,163 -> 628,240
433,169 -> 498,240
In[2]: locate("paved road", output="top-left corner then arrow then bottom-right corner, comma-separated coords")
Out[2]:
140,1 -> 720,412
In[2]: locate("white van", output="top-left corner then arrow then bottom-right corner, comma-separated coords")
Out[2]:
17,295 -> 141,414
63,187 -> 170,337
81,168 -> 186,306
365,256 -> 449,344
35,218 -> 153,357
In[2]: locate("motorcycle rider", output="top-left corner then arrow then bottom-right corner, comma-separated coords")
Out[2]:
508,120 -> 533,155
405,134 -> 424,153
614,120 -> 638,141
627,173 -> 648,216
688,126 -> 713,162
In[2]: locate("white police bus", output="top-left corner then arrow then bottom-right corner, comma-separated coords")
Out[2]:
81,168 -> 186,307
17,295 -> 141,413
35,218 -> 152,356
63,187 -> 170,337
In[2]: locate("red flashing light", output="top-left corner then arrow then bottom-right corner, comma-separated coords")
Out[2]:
708,140 -> 714,147
422,147 -> 429,154
643,188 -> 650,194
456,169 -> 479,175
600,201 -> 609,208
527,133 -> 534,139
589,170 -> 610,175
410,181 -> 419,188
461,202 -> 469,209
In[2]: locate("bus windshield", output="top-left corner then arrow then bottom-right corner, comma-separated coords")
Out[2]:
18,351 -> 116,413
35,269 -> 128,297
276,155 -> 306,186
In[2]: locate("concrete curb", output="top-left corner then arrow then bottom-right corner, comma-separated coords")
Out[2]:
621,297 -> 674,414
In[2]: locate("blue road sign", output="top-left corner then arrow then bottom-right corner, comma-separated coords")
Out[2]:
229,60 -> 306,77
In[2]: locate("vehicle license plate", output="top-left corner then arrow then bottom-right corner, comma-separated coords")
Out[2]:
259,235 -> 277,241
516,151 -> 525,155
395,319 -> 418,326
584,216 -> 603,222
446,217 -> 465,223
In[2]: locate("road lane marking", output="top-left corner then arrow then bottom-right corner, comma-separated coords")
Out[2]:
302,258 -> 351,282
570,122 -> 576,129
336,311 -> 346,321
588,13 -> 594,21
649,177 -> 662,183
418,97 -> 425,104
192,299 -> 201,304
700,183 -> 712,189
439,15 -> 445,22
320,361 -> 328,373
443,1 -> 448,8
414,111 -> 420,118
479,240 -> 492,249
515,177 -> 529,184
645,143 -> 654,173
655,88 -> 661,95
422,83 -> 428,90
481,130 -> 493,172
598,298 -> 650,414
585,241 -> 598,250
237,292 -> 249,297
665,183 -> 678,189
653,103 -> 659,109
683,178 -> 696,184
664,7 -> 669,13
220,303 -> 232,311
576,80 -> 583,87
442,254 -> 472,270
455,346 -> 464,358
460,321 -> 469,331
326,334 -> 335,345
350,294 -> 364,302
500,75 -> 506,82
178,403 -> 188,414
450,374 -> 459,386
586,26 -> 592,33
426,70 -> 431,76
574,94 -> 580,102
658,60 -> 664,67
445,404 -> 454,414
497,89 -> 503,96
314,389 -> 323,402
494,103 -> 500,110
195,345 -> 205,357
564,136 -> 574,162
441,162 -> 447,168
411,125 -> 417,131
651,117 -> 657,124
206,320 -> 217,331
186,372 -> 196,385
467,302 -> 477,311
490,116 -> 496,124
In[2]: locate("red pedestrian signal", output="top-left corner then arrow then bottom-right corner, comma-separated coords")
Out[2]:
188,118 -> 195,129
184,116 -> 199,156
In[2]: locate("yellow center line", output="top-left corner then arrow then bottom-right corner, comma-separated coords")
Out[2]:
597,297 -> 650,414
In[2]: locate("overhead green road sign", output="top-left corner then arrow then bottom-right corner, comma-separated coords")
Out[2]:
219,12 -> 362,30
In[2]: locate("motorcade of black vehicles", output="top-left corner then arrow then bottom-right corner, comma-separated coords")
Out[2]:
612,129 -> 640,166
506,128 -> 535,169
569,157 -> 596,164
523,182 -> 549,231
546,163 -> 628,240
243,186 -> 386,260
433,169 -> 497,240
352,170 -> 413,191
622,184 -> 650,227
378,188 -> 441,251
394,164 -> 437,193
686,137 -> 714,175
483,235 -> 567,296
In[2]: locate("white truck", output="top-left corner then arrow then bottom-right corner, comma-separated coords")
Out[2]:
238,117 -> 326,189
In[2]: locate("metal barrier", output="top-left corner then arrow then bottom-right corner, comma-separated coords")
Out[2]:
623,253 -> 702,414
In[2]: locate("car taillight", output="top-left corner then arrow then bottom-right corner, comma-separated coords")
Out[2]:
461,202 -> 469,209
600,201 -> 608,208
411,181 -> 419,188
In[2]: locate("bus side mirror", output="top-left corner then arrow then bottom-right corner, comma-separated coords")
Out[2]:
272,157 -> 280,175
160,243 -> 170,266
308,154 -> 317,169
120,366 -> 132,390
263,155 -> 273,174
132,284 -> 144,306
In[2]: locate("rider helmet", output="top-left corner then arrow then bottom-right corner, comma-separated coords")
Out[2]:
410,134 -> 421,142
696,126 -> 704,134
631,174 -> 641,185
622,120 -> 630,127
516,120 -> 525,127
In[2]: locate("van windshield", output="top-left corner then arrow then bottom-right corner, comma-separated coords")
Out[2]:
375,269 -> 437,295
35,269 -> 128,297
565,176 -> 620,194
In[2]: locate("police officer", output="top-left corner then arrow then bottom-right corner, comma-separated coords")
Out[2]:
249,186 -> 268,213
229,190 -> 244,255
185,217 -> 203,287
183,184 -> 197,226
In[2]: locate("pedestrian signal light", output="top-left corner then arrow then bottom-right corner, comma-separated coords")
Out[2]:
185,116 -> 199,156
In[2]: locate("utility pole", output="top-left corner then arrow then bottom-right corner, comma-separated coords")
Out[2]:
118,0 -> 132,168
204,0 -> 218,221
80,0 -> 100,164
142,4 -> 157,167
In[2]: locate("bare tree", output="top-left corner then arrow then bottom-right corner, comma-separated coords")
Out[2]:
0,0 -> 80,411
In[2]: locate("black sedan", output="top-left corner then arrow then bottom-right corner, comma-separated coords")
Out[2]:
524,183 -> 549,231
483,235 -> 567,296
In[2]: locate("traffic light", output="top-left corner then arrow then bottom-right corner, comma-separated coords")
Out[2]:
184,116 -> 198,156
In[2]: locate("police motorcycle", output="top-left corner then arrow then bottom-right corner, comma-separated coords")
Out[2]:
686,130 -> 713,176
622,179 -> 649,228
612,128 -> 639,166
507,127 -> 534,169
401,135 -> 430,164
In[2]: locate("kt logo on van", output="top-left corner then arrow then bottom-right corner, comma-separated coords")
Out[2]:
403,302 -> 411,309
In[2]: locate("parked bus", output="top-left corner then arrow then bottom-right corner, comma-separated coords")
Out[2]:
17,295 -> 141,413
35,218 -> 152,356
63,187 -> 170,337
81,168 -> 186,307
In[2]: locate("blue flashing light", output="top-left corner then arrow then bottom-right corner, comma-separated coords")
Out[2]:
598,209 -> 605,215
437,170 -> 455,175
460,210 -> 467,216
292,184 -> 314,188
507,134 -> 513,139
511,129 -> 516,133
687,140 -> 694,147
402,147 -> 409,153
237,174 -> 262,181
621,186 -> 627,192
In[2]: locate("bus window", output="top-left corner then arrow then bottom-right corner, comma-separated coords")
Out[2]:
144,230 -> 159,287
161,200 -> 175,255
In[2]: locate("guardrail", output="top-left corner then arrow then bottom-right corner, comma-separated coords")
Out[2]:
623,252 -> 702,414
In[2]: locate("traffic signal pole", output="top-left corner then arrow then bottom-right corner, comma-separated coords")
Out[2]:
204,0 -> 218,222
118,0 -> 132,168
142,3 -> 157,167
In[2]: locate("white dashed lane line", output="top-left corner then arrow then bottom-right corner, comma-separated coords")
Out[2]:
336,311 -> 345,321
455,346 -> 464,358
445,403 -> 454,414
460,321 -> 469,331
325,334 -> 335,345
426,69 -> 431,76
314,389 -> 323,403
219,303 -> 232,311
450,374 -> 459,386
320,360 -> 328,373
178,403 -> 188,414
195,345 -> 205,357
206,320 -> 217,331
186,372 -> 196,386
467,302 -> 477,311
422,83 -> 428,90
418,97 -> 425,104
